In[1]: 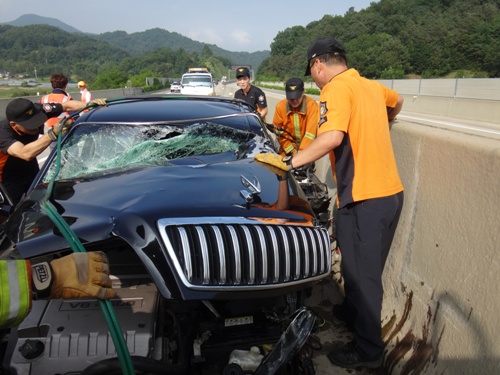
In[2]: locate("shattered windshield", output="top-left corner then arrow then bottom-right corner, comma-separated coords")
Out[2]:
43,122 -> 262,182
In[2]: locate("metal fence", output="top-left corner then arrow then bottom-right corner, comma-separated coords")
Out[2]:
378,78 -> 500,101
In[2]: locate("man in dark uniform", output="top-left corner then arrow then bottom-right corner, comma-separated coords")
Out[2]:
233,67 -> 268,122
0,97 -> 104,206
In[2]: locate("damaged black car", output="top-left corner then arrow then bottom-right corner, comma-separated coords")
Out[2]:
0,96 -> 333,375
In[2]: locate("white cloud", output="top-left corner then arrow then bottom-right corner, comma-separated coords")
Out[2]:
229,29 -> 252,47
187,28 -> 223,46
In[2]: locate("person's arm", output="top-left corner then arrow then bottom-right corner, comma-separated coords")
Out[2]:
258,106 -> 268,120
0,260 -> 32,328
291,130 -> 344,169
7,133 -> 54,161
62,100 -> 87,112
0,252 -> 115,329
254,129 -> 344,172
387,94 -> 404,121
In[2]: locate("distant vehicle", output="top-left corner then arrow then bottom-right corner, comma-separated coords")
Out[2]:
180,68 -> 215,96
170,81 -> 181,93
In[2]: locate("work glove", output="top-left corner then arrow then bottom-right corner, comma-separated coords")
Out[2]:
32,251 -> 115,300
254,158 -> 288,180
87,98 -> 107,107
52,118 -> 75,137
254,153 -> 292,172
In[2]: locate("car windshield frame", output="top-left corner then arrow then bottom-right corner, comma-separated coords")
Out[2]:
41,116 -> 271,182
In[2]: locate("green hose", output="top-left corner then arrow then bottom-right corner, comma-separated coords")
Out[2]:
40,103 -> 135,375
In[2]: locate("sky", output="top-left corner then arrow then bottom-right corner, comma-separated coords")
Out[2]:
0,0 -> 377,52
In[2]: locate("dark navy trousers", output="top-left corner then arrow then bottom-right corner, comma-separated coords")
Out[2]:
335,191 -> 404,358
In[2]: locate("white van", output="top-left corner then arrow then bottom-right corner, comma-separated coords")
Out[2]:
180,68 -> 215,96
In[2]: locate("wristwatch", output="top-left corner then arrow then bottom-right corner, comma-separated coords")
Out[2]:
47,128 -> 57,141
282,155 -> 294,169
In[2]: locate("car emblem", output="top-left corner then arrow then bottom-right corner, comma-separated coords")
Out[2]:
240,175 -> 261,203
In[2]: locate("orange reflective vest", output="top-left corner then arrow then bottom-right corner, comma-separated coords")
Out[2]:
40,92 -> 72,128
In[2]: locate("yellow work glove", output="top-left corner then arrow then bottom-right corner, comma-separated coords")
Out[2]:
32,251 -> 115,299
254,159 -> 288,180
87,98 -> 107,107
254,153 -> 292,172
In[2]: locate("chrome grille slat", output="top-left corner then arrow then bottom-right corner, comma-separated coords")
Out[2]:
241,226 -> 255,284
277,226 -> 290,282
266,226 -> 280,283
195,226 -> 210,284
297,228 -> 310,277
211,226 -> 226,285
289,227 -> 300,280
255,226 -> 268,284
178,227 -> 193,282
158,218 -> 331,290
227,226 -> 241,285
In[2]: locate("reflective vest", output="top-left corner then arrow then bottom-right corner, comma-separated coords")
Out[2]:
40,93 -> 71,128
0,260 -> 32,329
80,89 -> 92,103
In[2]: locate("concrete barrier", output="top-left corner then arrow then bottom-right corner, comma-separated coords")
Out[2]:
400,95 -> 500,124
380,120 -> 500,374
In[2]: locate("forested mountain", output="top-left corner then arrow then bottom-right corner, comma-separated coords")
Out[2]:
92,29 -> 269,71
0,15 -> 269,75
260,0 -> 499,79
1,13 -> 82,33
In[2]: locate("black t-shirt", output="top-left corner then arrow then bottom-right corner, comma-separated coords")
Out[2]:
234,85 -> 268,111
0,102 -> 63,205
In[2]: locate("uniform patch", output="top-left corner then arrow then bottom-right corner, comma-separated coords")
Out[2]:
258,95 -> 265,103
319,101 -> 327,117
319,101 -> 327,127
43,103 -> 54,113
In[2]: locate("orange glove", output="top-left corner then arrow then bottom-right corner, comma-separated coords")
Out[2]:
32,251 -> 115,299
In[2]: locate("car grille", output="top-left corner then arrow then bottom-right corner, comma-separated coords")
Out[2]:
158,217 -> 331,290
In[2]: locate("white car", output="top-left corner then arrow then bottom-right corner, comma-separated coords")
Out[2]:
170,81 -> 181,93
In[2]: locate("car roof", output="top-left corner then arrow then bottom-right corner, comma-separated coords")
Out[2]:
77,96 -> 260,125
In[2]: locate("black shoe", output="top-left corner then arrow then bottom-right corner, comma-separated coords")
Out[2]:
327,341 -> 383,369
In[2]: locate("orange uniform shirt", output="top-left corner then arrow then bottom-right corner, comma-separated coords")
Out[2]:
273,95 -> 319,156
318,68 -> 403,208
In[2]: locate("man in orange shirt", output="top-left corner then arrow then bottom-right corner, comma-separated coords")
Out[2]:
272,78 -> 319,157
255,36 -> 404,370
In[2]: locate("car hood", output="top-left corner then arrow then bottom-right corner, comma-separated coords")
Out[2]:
9,159 -> 314,258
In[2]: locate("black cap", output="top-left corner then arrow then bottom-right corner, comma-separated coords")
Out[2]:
236,67 -> 250,78
285,78 -> 304,99
305,37 -> 346,76
6,98 -> 47,130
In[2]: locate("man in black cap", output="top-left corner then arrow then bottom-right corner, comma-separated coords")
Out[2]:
234,66 -> 268,122
254,36 -> 404,370
0,97 -> 104,205
272,77 -> 319,156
